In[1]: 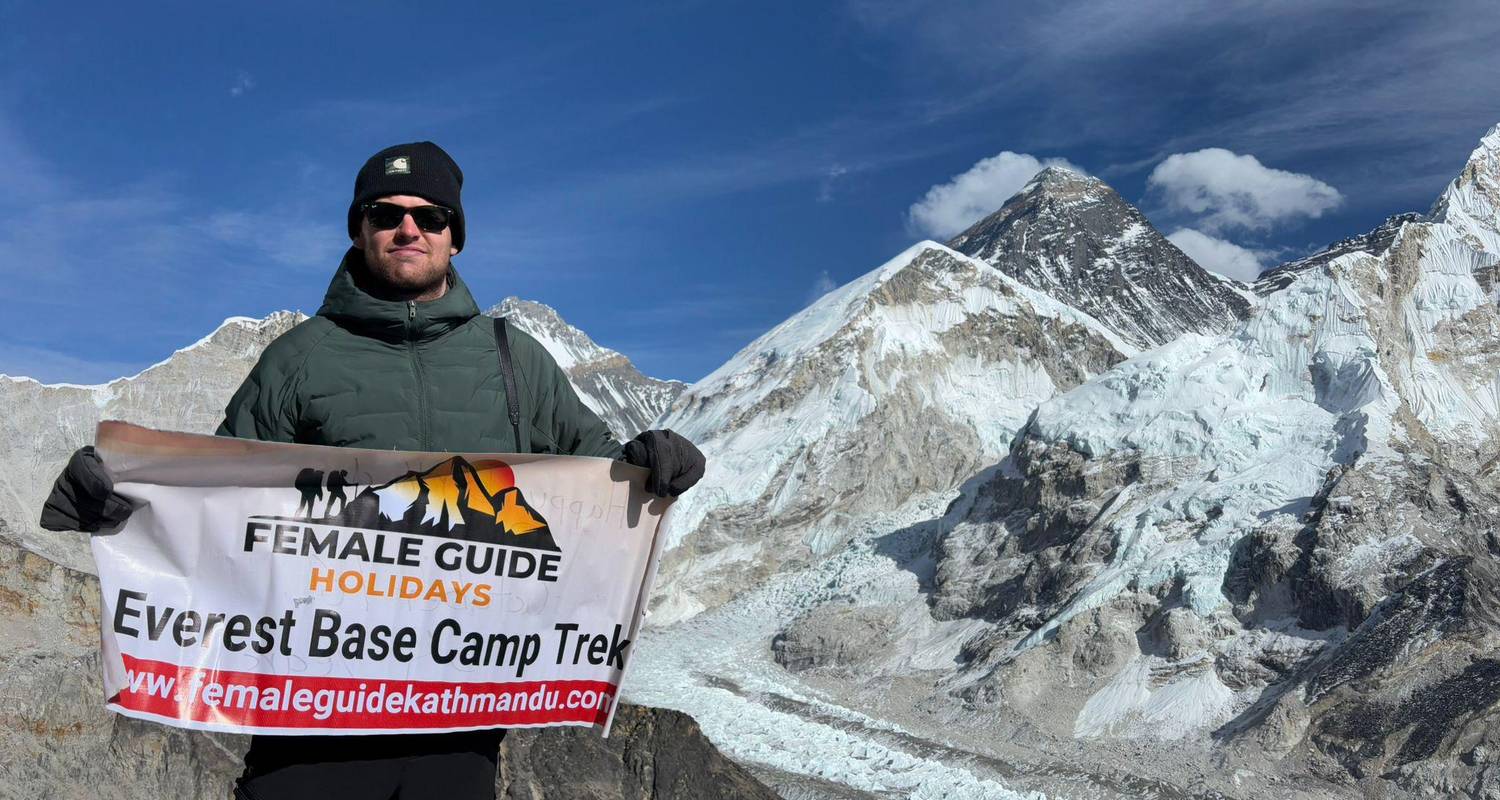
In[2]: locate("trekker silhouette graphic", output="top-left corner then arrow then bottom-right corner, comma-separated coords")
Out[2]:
324,470 -> 350,516
294,468 -> 324,518
270,457 -> 557,550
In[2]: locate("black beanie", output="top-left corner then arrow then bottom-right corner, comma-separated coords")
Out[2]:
348,141 -> 465,251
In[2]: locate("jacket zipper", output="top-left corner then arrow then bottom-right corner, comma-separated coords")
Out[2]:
408,301 -> 431,450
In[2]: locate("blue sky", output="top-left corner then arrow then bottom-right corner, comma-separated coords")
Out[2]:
3,1 -> 1499,384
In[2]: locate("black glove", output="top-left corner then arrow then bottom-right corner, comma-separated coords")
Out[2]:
622,430 -> 706,498
39,446 -> 133,532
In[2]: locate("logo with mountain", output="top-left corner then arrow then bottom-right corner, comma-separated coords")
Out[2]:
287,457 -> 557,551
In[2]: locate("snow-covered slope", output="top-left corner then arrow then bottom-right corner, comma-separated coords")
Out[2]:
487,298 -> 684,440
0,312 -> 304,571
650,241 -> 1131,624
947,166 -> 1253,349
1253,212 -> 1422,295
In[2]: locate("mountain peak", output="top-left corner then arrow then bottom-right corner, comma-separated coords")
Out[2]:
1428,122 -> 1500,259
1026,164 -> 1101,190
494,296 -> 567,328
1253,212 -> 1422,296
485,297 -> 684,439
945,171 -> 1251,349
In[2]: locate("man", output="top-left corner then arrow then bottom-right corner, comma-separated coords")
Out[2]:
40,141 -> 706,799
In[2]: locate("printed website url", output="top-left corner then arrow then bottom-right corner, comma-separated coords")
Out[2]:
115,654 -> 615,730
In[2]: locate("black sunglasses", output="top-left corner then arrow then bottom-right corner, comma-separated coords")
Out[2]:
361,202 -> 453,233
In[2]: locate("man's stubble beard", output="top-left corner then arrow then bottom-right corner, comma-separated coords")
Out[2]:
355,250 -> 452,302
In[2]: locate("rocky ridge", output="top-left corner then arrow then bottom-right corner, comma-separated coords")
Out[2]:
1253,212 -> 1424,296
487,298 -> 685,440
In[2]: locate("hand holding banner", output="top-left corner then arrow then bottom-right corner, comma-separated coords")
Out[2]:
90,422 -> 670,736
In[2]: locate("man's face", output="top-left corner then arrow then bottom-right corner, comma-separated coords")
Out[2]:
351,194 -> 459,299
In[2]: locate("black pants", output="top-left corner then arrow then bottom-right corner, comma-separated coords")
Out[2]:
235,730 -> 503,800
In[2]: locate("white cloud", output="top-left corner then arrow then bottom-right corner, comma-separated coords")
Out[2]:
1167,228 -> 1271,282
817,164 -> 850,203
205,210 -> 343,268
847,1 -> 1500,191
908,151 -> 1083,239
806,270 -> 838,305
229,70 -> 256,97
1147,148 -> 1342,232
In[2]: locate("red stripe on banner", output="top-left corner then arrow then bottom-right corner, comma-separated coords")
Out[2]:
110,654 -> 618,731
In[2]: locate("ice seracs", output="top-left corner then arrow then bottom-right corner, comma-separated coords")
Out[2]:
919,124 -> 1500,792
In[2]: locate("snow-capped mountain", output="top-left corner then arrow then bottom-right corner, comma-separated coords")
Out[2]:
0,312 -> 304,572
8,126 -> 1500,799
903,126 -> 1500,793
631,126 -> 1500,800
650,239 -> 1132,623
487,297 -> 685,440
948,166 -> 1253,349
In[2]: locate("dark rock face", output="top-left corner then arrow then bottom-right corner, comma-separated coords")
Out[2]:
1217,455 -> 1500,794
931,432 -> 1143,625
1252,212 -> 1423,296
946,167 -> 1252,349
499,705 -> 780,800
771,605 -> 900,673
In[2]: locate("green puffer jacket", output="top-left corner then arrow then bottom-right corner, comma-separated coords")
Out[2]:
217,247 -> 622,459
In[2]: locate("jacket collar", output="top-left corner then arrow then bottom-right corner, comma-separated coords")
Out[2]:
316,247 -> 481,343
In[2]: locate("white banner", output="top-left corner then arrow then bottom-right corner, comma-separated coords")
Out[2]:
90,422 -> 670,736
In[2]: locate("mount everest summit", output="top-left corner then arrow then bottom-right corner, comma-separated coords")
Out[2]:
5,125 -> 1500,799
948,166 -> 1253,349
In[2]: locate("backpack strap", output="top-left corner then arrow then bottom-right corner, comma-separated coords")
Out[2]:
493,317 -> 524,453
